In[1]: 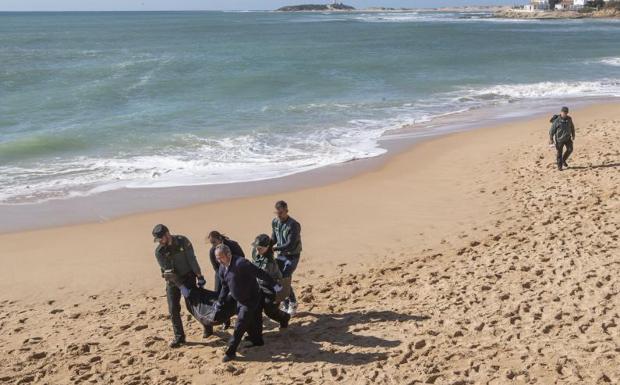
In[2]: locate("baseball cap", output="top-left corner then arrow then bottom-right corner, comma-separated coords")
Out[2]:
252,234 -> 271,248
152,224 -> 169,242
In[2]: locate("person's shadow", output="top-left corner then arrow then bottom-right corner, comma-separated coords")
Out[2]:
569,162 -> 620,170
237,310 -> 430,365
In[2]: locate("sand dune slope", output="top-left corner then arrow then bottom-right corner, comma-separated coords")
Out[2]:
0,118 -> 618,385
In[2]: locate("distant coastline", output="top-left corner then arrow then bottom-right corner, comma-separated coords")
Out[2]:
274,2 -> 620,18
494,6 -> 620,19
275,4 -> 510,13
276,3 -> 355,12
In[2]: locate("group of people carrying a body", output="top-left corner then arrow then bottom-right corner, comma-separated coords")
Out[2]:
150,107 -> 576,364
153,200 -> 301,362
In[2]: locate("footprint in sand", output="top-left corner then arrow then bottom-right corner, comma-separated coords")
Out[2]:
28,351 -> 47,360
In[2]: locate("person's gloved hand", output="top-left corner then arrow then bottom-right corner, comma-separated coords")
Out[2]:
213,301 -> 221,312
273,245 -> 280,252
196,276 -> 206,288
180,285 -> 191,298
274,284 -> 283,293
163,269 -> 176,281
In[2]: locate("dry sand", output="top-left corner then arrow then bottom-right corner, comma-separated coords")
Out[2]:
0,103 -> 618,384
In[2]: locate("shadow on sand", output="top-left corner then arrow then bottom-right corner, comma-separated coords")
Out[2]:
237,310 -> 430,365
569,162 -> 620,170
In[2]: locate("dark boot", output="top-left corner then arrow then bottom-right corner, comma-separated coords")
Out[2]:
169,335 -> 186,348
203,325 -> 213,339
243,339 -> 264,348
280,313 -> 290,329
222,353 -> 235,362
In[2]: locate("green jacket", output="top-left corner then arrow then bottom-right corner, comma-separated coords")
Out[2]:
155,235 -> 202,281
251,247 -> 282,290
549,116 -> 575,144
271,216 -> 302,256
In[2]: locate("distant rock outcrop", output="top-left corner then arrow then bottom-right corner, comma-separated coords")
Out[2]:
277,3 -> 355,12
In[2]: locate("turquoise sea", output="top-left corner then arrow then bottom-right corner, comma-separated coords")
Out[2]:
1,11 -> 619,204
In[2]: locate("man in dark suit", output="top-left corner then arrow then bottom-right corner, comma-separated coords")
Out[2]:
215,244 -> 282,362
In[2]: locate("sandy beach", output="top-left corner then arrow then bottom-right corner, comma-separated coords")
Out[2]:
0,102 -> 618,384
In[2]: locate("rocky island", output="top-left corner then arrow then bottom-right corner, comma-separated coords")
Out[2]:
277,3 -> 355,12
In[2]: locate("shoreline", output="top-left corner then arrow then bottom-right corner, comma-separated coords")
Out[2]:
1,101 -> 618,384
0,96 -> 616,234
0,101 -> 617,302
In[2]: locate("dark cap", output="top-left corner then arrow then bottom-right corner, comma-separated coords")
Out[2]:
275,200 -> 288,210
561,106 -> 569,113
152,224 -> 169,242
252,234 -> 271,248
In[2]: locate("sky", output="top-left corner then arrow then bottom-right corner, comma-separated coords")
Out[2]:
0,1 -> 523,12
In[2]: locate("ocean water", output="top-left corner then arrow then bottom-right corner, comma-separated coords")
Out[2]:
1,11 -> 619,204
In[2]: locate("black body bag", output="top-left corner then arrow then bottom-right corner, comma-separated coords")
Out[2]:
185,288 -> 236,326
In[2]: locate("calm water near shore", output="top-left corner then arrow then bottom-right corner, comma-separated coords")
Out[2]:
1,11 -> 619,205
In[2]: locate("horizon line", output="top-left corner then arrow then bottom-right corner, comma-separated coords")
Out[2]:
0,5 -> 501,13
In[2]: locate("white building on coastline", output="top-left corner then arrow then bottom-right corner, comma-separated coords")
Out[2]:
525,0 -> 550,11
524,0 -> 607,11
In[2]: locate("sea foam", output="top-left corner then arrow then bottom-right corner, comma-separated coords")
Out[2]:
2,79 -> 618,205
600,57 -> 620,67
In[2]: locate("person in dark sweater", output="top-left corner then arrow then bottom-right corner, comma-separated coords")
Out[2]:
214,244 -> 282,362
207,231 -> 245,294
271,200 -> 302,316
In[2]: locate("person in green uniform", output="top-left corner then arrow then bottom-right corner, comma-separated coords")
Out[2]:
549,106 -> 576,171
251,234 -> 291,329
271,200 -> 302,316
153,224 -> 211,348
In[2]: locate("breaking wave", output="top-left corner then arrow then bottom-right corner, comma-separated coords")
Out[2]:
1,79 -> 619,204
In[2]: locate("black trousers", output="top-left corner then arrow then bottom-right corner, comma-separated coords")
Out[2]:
276,254 -> 300,304
166,274 -> 196,339
555,139 -> 573,168
226,298 -> 263,356
213,271 -> 222,294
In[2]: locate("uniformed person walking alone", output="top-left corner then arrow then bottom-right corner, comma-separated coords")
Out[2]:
153,224 -> 211,348
214,244 -> 282,362
549,106 -> 576,171
271,200 -> 302,316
